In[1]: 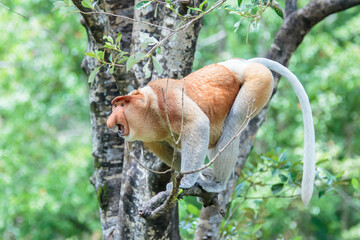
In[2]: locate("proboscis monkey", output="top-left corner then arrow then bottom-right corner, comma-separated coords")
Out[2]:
107,58 -> 315,205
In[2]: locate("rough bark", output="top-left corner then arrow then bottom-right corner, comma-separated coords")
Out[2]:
73,0 -> 203,239
194,0 -> 360,239
71,1 -> 133,238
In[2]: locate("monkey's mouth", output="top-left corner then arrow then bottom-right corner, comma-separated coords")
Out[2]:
117,124 -> 125,136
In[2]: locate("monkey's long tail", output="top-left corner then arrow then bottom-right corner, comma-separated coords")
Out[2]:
248,58 -> 316,206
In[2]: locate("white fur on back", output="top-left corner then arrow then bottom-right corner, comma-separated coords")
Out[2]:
218,59 -> 250,82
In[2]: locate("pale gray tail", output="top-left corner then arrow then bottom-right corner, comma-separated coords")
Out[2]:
248,58 -> 316,206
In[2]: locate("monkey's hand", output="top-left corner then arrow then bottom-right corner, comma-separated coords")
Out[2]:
166,172 -> 200,191
196,179 -> 227,193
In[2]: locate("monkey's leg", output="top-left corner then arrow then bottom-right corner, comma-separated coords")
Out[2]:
198,62 -> 273,192
197,136 -> 240,192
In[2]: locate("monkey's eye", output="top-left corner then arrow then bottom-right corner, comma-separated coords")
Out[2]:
121,103 -> 125,107
114,104 -> 117,107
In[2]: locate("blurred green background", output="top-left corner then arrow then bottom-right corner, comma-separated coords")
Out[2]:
0,0 -> 359,239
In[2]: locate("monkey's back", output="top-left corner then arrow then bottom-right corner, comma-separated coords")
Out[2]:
183,64 -> 241,146
148,64 -> 241,147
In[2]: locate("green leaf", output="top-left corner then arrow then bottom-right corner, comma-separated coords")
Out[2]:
115,32 -> 122,44
271,183 -> 284,194
237,0 -> 243,7
252,223 -> 263,233
351,178 -> 359,190
88,66 -> 100,84
316,158 -> 329,166
156,46 -> 162,54
272,4 -> 284,19
136,52 -> 147,61
103,35 -> 114,44
81,0 -> 93,9
126,53 -> 146,71
126,55 -> 136,72
165,0 -> 174,10
279,174 -> 288,182
109,66 -> 114,74
154,3 -> 158,18
318,190 -> 326,199
234,20 -> 242,32
85,52 -> 97,58
152,56 -> 163,75
187,204 -> 200,216
244,207 -> 255,220
234,182 -> 245,197
278,151 -> 287,162
144,60 -> 151,78
187,7 -> 202,12
117,56 -> 128,64
139,32 -> 159,48
135,1 -> 151,9
104,43 -> 115,49
199,0 -> 208,10
96,50 -> 104,60
335,170 -> 345,179
271,168 -> 279,176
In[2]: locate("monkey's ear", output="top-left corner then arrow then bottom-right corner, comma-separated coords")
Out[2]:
111,96 -> 127,105
111,93 -> 145,105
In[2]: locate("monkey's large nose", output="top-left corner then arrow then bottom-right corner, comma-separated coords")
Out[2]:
107,115 -> 115,129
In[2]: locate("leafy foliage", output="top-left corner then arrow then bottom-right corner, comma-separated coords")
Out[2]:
0,0 -> 100,239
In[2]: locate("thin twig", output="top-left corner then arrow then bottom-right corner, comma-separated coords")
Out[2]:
128,79 -> 185,175
146,0 -> 228,56
161,79 -> 177,143
126,142 -> 173,175
75,8 -> 175,32
244,194 -> 300,199
175,78 -> 186,145
0,2 -> 29,20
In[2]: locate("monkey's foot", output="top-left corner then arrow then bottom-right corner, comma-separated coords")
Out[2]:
165,182 -> 195,191
166,172 -> 201,191
196,179 -> 226,193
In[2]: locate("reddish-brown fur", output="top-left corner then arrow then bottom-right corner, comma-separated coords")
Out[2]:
148,64 -> 241,147
107,62 -> 272,148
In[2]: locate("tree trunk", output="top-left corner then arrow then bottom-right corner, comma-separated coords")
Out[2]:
71,0 -> 360,239
72,0 -> 202,239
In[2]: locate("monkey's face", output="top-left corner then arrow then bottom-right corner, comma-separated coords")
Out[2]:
107,97 -> 130,138
107,91 -> 148,141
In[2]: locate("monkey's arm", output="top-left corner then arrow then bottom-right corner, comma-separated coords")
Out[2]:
169,94 -> 210,190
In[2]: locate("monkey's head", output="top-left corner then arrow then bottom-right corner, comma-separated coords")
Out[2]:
107,95 -> 130,137
106,90 -> 149,141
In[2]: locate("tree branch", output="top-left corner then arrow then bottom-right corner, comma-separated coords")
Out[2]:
268,0 -> 360,66
285,0 -> 297,17
139,185 -> 225,220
